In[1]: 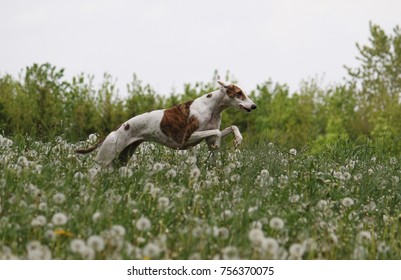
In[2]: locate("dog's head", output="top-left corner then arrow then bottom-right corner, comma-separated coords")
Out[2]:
217,76 -> 257,112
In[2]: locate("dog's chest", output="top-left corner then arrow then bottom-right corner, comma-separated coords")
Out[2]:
190,96 -> 221,130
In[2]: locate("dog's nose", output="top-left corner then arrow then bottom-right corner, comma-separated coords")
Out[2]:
251,104 -> 257,110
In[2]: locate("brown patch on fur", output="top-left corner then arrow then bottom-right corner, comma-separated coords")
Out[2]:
206,93 -> 212,98
160,100 -> 200,144
226,85 -> 246,100
124,123 -> 130,130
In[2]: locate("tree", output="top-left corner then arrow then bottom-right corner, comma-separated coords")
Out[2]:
346,23 -> 401,139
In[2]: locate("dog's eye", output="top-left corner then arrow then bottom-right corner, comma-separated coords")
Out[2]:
236,92 -> 243,98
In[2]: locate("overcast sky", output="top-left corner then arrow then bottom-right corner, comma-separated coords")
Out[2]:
1,0 -> 400,96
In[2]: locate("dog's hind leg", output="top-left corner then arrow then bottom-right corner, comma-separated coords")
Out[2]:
95,129 -> 140,167
118,140 -> 143,165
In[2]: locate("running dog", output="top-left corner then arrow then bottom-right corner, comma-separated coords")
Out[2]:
75,76 -> 257,167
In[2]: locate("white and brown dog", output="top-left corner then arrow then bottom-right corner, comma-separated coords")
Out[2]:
75,77 -> 257,167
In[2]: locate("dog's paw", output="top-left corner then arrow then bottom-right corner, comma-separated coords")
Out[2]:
234,135 -> 243,147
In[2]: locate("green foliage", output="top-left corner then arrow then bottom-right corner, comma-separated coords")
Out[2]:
1,23 -> 401,153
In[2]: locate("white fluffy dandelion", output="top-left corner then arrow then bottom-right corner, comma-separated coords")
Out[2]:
289,243 -> 305,259
221,246 -> 239,260
70,239 -> 86,254
260,169 -> 269,177
166,169 -> 177,178
248,228 -> 265,246
17,156 -> 29,167
269,217 -> 285,230
153,162 -> 164,172
341,197 -> 354,207
51,212 -> 68,226
111,225 -> 126,237
143,242 -> 161,259
190,167 -> 201,179
261,237 -> 279,255
87,235 -> 105,252
357,231 -> 372,243
135,216 -> 151,231
289,148 -> 297,156
218,227 -> 230,240
289,194 -> 300,203
31,215 -> 47,227
92,211 -> 102,222
52,192 -> 66,204
158,197 -> 170,209
80,246 -> 95,259
220,210 -> 233,219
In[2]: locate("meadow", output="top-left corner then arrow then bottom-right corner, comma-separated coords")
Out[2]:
1,133 -> 401,260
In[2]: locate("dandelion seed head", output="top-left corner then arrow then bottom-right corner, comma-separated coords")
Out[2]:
357,231 -> 372,243
44,230 -> 56,241
289,243 -> 305,259
190,167 -> 201,179
220,210 -> 233,219
52,192 -> 66,204
262,237 -> 279,255
353,245 -> 367,259
26,241 -> 42,252
289,194 -> 300,203
111,225 -> 126,237
221,246 -> 239,260
342,197 -> 354,207
88,133 -> 98,142
260,169 -> 269,178
135,217 -> 151,231
80,245 -> 95,259
31,215 -> 47,227
251,221 -> 263,229
87,235 -> 105,252
153,162 -> 164,172
269,217 -> 285,230
317,200 -> 328,209
143,182 -> 155,193
52,212 -> 68,226
218,227 -> 230,240
70,239 -> 86,254
248,228 -> 264,246
377,242 -> 390,253
390,157 -> 398,165
166,169 -> 177,178
230,174 -> 240,182
92,211 -> 101,222
143,242 -> 161,259
289,148 -> 297,156
17,156 -> 29,167
158,197 -> 170,209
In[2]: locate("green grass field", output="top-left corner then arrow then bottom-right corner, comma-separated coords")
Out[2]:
1,134 -> 401,260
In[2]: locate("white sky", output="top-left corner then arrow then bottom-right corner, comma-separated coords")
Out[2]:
1,0 -> 400,96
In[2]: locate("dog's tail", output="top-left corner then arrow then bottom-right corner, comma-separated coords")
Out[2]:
75,138 -> 105,154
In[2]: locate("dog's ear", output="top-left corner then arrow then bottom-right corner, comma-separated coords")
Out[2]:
217,75 -> 228,88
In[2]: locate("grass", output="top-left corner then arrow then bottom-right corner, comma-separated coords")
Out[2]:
1,134 -> 401,259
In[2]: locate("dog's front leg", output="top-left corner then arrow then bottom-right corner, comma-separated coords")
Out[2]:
188,130 -> 222,149
220,125 -> 243,147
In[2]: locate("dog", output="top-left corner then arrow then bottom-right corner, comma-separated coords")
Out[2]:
75,76 -> 257,167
